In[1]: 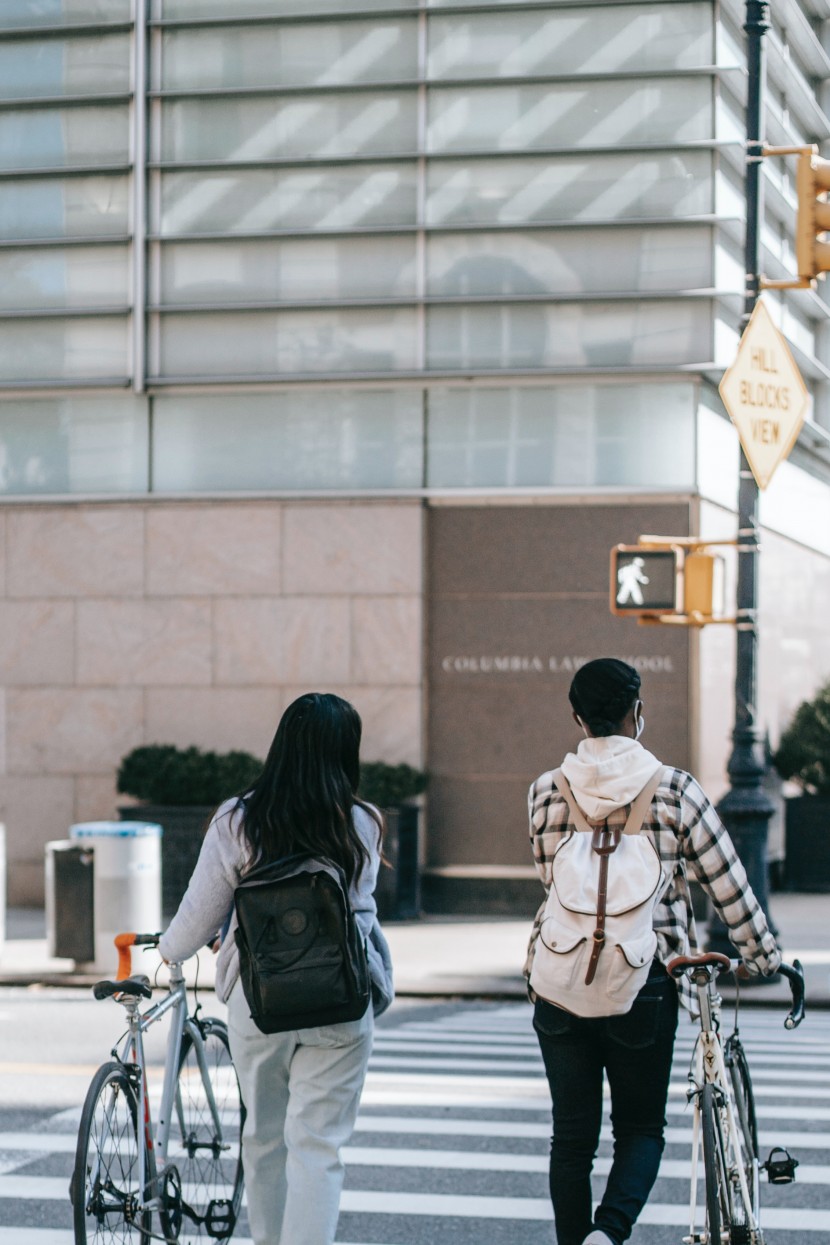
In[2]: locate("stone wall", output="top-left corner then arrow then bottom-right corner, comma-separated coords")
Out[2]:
0,499 -> 424,904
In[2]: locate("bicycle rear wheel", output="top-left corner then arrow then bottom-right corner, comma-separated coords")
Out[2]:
701,1083 -> 731,1245
172,1018 -> 245,1241
726,1035 -> 761,1231
71,1061 -> 151,1244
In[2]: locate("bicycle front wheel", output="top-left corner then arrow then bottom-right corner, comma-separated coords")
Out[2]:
726,1035 -> 761,1226
701,1083 -> 731,1245
71,1061 -> 151,1245
172,1018 -> 245,1240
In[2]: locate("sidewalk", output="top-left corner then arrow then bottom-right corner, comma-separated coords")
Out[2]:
0,893 -> 828,1006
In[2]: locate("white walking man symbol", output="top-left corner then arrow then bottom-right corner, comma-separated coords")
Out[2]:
617,557 -> 649,607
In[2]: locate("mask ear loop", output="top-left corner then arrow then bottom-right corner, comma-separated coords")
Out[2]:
634,700 -> 645,740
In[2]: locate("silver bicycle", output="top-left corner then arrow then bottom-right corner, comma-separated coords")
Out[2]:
71,931 -> 245,1244
668,952 -> 805,1245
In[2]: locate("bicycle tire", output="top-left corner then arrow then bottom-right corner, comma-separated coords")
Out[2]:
72,1061 -> 152,1245
726,1036 -> 761,1232
702,1083 -> 730,1245
172,1018 -> 245,1239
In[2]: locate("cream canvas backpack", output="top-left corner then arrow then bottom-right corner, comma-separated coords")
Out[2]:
529,766 -> 668,1017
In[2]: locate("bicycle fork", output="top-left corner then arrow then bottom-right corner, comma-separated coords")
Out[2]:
684,1031 -> 761,1245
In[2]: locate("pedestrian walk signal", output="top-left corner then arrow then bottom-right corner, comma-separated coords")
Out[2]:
610,547 -> 679,617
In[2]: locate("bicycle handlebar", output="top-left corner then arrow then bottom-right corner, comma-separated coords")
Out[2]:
778,959 -> 806,1030
666,953 -> 806,1030
113,932 -> 162,981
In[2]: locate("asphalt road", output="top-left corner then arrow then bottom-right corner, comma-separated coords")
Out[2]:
0,987 -> 828,1243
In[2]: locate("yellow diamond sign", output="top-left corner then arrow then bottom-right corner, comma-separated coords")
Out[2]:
718,298 -> 809,490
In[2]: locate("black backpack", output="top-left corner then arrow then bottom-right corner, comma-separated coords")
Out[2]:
234,854 -> 371,1034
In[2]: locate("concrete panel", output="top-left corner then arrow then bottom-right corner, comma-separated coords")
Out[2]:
282,684 -> 422,767
75,774 -> 124,824
0,601 -> 75,685
6,688 -> 144,775
0,511 -> 6,597
4,774 -> 76,906
351,596 -> 422,685
146,504 -> 282,596
214,597 -> 350,685
283,504 -> 422,596
76,598 -> 212,686
145,688 -> 282,758
6,507 -> 144,597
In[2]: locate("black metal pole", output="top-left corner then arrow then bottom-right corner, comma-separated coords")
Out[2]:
709,0 -> 778,959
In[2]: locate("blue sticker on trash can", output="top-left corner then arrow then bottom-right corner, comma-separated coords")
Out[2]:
70,821 -> 163,838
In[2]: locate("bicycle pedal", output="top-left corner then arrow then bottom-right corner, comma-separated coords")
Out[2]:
764,1146 -> 799,1184
204,1198 -> 235,1239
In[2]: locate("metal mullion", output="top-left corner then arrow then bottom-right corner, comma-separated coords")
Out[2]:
0,162 -> 132,180
0,306 -> 131,320
146,66 -> 720,104
146,0 -> 707,30
147,215 -> 724,247
147,139 -> 731,175
150,290 -> 715,316
0,235 -> 131,249
149,8 -> 422,31
0,377 -> 132,392
0,21 -> 133,39
131,0 -> 149,395
415,2 -> 428,372
147,12 -> 163,379
144,362 -> 724,388
150,81 -> 420,100
0,92 -> 132,110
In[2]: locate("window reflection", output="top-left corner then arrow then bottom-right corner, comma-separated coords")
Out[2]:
426,383 -> 695,488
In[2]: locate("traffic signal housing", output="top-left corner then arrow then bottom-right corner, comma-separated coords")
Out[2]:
610,547 -> 680,617
796,147 -> 830,282
610,543 -> 725,625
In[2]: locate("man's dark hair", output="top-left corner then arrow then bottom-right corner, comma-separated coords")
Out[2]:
569,658 -> 641,738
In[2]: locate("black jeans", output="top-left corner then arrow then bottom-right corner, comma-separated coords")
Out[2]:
533,963 -> 678,1245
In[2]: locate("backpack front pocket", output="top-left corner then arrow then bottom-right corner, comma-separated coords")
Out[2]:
534,919 -> 589,992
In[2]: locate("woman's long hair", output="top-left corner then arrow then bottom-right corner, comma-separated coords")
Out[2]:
237,692 -> 381,884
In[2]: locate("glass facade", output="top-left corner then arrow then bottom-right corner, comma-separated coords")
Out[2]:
0,0 -> 828,494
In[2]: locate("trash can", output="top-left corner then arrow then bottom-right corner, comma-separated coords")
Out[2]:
69,821 -> 162,972
375,804 -> 421,921
0,823 -> 5,960
45,840 -> 94,963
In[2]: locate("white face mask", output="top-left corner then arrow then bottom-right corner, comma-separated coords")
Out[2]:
634,701 -> 645,740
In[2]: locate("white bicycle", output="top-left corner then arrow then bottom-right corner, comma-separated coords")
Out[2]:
71,932 -> 245,1243
668,952 -> 805,1245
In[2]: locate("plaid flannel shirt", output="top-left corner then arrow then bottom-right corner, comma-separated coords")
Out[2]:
525,765 -> 781,1015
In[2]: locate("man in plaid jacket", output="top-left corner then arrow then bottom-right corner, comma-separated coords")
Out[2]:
526,657 -> 780,1245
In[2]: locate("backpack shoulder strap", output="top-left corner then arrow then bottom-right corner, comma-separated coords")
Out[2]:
550,769 -> 594,834
622,766 -> 666,836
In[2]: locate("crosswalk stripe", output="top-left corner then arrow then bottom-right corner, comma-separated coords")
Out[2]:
3,1002 -> 828,1242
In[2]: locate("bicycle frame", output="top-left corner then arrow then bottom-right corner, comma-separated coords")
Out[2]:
108,960 -> 227,1223
685,969 -> 758,1244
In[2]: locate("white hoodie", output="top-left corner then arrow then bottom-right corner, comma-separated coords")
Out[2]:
560,735 -> 664,820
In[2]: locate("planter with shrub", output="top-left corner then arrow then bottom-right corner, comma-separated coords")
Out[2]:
117,744 -> 262,917
774,680 -> 830,892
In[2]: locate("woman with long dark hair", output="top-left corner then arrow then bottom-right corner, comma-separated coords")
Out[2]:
525,658 -> 780,1245
159,692 -> 393,1245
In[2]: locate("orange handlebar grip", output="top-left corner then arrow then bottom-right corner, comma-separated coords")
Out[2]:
114,933 -> 136,981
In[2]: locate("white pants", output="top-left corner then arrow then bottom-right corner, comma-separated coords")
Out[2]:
226,979 -> 374,1245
